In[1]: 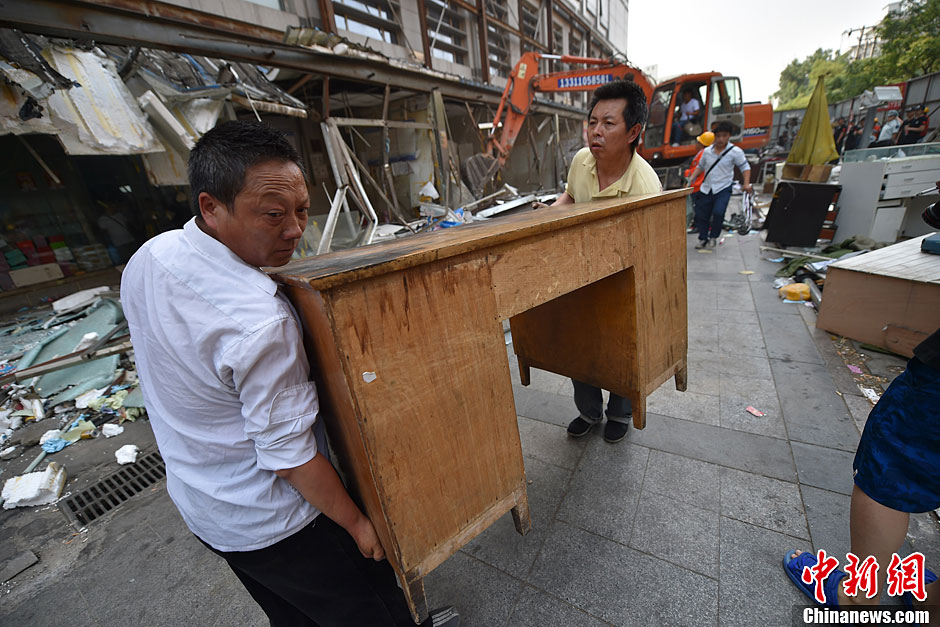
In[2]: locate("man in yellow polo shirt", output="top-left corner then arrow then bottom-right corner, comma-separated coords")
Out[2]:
547,79 -> 662,443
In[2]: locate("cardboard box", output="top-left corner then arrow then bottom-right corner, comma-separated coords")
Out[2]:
9,262 -> 64,288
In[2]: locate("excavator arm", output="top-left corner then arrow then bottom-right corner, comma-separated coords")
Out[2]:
487,52 -> 655,165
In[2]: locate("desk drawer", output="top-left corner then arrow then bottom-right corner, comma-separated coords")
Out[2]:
884,169 -> 939,188
882,184 -> 939,200
884,157 -> 940,175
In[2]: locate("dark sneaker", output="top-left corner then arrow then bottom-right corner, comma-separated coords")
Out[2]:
429,606 -> 460,627
567,416 -> 598,437
603,419 -> 630,443
694,240 -> 709,250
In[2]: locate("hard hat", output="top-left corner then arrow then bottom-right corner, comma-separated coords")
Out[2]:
696,131 -> 715,146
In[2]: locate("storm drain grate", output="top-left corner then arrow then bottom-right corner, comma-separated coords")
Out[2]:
59,451 -> 166,527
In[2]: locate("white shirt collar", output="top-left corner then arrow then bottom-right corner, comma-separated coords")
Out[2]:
182,217 -> 278,296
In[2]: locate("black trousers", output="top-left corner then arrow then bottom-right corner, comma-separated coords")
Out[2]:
201,515 -> 418,627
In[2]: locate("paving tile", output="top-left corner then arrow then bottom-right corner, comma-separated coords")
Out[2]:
464,456 -> 570,579
800,485 -> 852,560
528,521 -> 718,627
556,440 -> 649,545
630,490 -> 720,577
715,281 -> 755,312
758,311 -> 824,364
656,359 -> 719,396
688,321 -> 719,353
842,393 -> 873,434
690,307 -> 760,325
689,349 -> 773,381
770,360 -> 861,452
642,449 -> 720,512
514,384 -> 574,428
2,579 -> 100,627
627,413 -> 797,482
518,416 -> 586,471
718,321 -> 767,358
687,271 -> 748,283
425,552 -> 524,627
506,586 -> 610,627
719,517 -> 811,627
790,442 -> 855,496
647,386 -> 720,427
719,373 -> 787,439
719,467 -> 809,539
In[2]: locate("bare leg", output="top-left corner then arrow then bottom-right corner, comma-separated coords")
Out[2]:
837,485 -> 910,607
788,486 -> 931,609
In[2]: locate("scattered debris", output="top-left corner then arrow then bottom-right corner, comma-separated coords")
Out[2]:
847,364 -> 863,374
739,270 -> 754,275
745,406 -> 765,417
115,444 -> 139,465
778,283 -> 811,301
0,445 -> 19,460
102,423 -> 123,438
859,386 -> 881,405
1,461 -> 67,509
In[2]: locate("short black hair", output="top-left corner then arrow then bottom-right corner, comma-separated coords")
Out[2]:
713,120 -> 735,134
587,79 -> 648,151
188,120 -> 304,215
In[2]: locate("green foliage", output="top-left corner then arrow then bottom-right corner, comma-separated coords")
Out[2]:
774,0 -> 940,111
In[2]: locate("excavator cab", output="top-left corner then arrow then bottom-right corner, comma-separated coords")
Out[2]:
642,74 -> 745,163
707,76 -> 744,140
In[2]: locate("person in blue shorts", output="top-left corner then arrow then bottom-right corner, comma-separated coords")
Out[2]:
783,326 -> 940,610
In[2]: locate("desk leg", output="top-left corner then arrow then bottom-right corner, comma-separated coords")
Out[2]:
674,361 -> 688,392
510,484 -> 531,536
402,574 -> 429,625
632,395 -> 647,430
517,357 -> 531,386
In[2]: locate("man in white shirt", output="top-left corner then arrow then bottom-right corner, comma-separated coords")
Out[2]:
873,109 -> 902,147
687,120 -> 752,248
121,121 -> 458,627
671,90 -> 701,145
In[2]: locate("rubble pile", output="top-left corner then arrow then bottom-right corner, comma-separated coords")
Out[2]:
0,288 -> 146,509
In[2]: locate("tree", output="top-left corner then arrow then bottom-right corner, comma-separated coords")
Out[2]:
878,0 -> 940,78
773,0 -> 940,111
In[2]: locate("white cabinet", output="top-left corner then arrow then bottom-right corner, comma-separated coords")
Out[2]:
835,156 -> 940,243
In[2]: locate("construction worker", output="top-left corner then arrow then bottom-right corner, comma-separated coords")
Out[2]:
684,130 -> 714,231
897,106 -> 929,145
687,120 -> 752,248
544,79 -> 661,443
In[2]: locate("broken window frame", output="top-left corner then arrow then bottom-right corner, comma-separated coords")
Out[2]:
519,0 -> 541,54
426,0 -> 468,65
485,3 -> 512,79
334,0 -> 402,45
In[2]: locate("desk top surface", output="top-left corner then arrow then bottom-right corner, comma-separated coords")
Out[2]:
274,189 -> 687,291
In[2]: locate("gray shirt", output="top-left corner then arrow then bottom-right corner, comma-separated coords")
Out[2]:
698,143 -> 750,194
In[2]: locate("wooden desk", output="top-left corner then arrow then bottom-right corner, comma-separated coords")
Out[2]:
274,189 -> 688,622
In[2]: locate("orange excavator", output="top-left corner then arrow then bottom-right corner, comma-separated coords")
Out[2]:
464,51 -> 773,192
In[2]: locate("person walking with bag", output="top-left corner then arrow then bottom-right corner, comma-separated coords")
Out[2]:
686,121 -> 752,249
